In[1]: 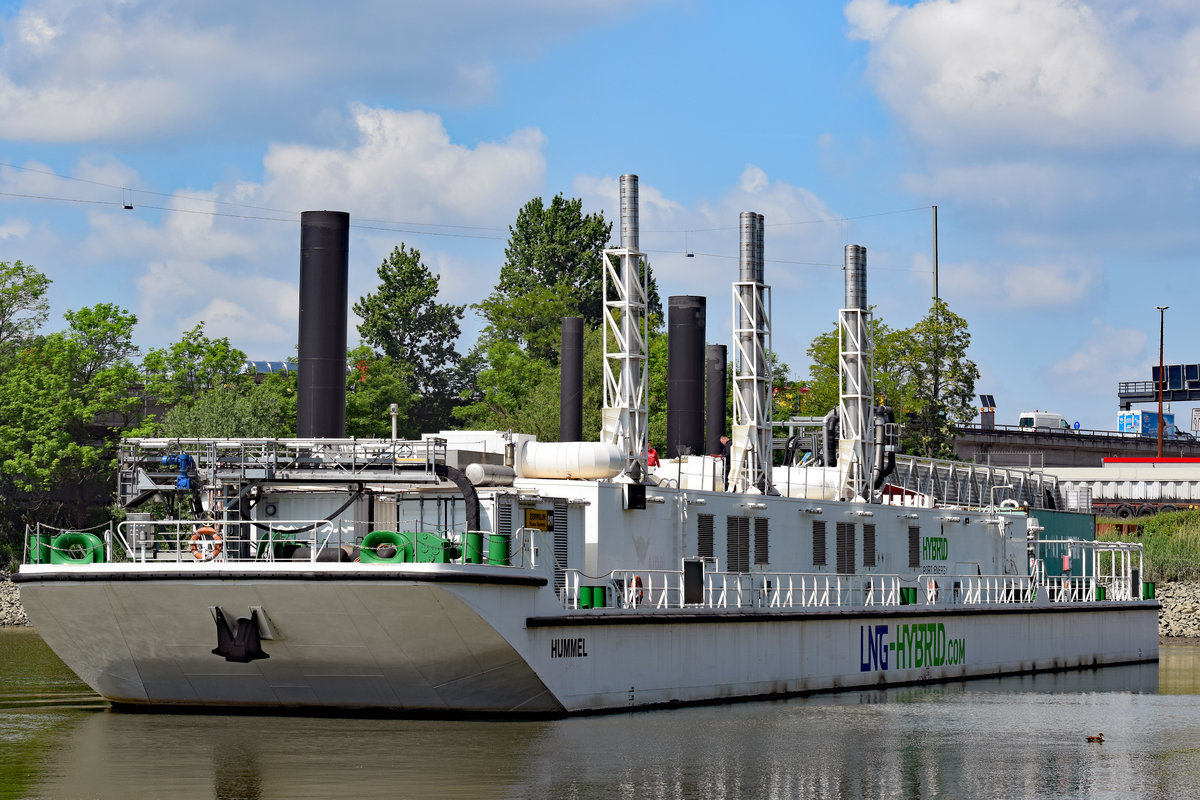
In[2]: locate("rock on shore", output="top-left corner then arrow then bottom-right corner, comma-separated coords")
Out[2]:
0,570 -> 31,627
1157,581 -> 1200,638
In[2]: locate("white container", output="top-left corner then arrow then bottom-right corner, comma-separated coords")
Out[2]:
516,441 -> 625,480
771,465 -> 842,500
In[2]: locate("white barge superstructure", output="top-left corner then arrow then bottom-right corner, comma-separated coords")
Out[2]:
15,177 -> 1158,715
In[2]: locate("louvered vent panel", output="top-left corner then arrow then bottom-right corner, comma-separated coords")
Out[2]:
726,516 -> 750,573
836,522 -> 856,575
908,526 -> 920,568
753,517 -> 769,565
863,524 -> 876,568
553,500 -> 568,595
698,513 -> 714,560
498,500 -> 513,536
813,520 -> 826,567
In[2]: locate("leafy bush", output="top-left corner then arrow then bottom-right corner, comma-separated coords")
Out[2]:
1098,510 -> 1200,582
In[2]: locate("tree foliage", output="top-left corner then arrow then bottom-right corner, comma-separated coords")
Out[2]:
354,244 -> 465,433
475,193 -> 662,365
804,311 -> 914,417
454,326 -> 605,441
141,323 -> 247,409
162,380 -> 293,439
0,260 -> 50,358
345,346 -> 417,439
802,300 -> 977,458
489,194 -> 611,326
0,303 -> 142,489
900,298 -> 980,458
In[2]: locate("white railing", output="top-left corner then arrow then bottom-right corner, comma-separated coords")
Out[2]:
106,518 -> 349,563
562,558 -> 1150,612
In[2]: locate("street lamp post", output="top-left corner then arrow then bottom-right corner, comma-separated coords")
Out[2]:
1157,305 -> 1169,459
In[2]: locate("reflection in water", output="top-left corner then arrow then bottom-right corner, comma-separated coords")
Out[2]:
1159,643 -> 1200,695
6,631 -> 1200,800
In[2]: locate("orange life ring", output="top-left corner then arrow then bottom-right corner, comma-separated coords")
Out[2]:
633,575 -> 644,605
190,526 -> 223,561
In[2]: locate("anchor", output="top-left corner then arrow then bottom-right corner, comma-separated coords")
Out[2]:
210,607 -> 271,663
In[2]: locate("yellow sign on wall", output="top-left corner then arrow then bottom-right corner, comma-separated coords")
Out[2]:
524,509 -> 549,531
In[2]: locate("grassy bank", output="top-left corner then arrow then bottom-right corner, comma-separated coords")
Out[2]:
1097,510 -> 1200,583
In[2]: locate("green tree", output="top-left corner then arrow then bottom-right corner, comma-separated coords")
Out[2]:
162,380 -> 293,438
488,194 -> 612,326
354,244 -> 465,433
900,298 -> 979,458
345,346 -> 417,439
0,303 -> 142,562
141,323 -> 248,408
454,326 -> 606,441
453,340 -> 560,440
0,260 -> 50,358
804,312 -> 914,417
476,194 -> 663,365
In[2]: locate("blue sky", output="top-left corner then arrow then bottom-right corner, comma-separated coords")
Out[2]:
0,0 -> 1197,431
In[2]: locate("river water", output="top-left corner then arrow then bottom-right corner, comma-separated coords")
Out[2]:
2,629 -> 1199,800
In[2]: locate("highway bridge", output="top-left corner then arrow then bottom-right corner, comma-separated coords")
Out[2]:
952,424 -> 1200,468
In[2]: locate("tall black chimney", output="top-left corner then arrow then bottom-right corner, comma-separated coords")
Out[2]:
560,316 -> 584,442
298,210 -> 349,439
705,344 -> 727,455
666,296 -> 706,458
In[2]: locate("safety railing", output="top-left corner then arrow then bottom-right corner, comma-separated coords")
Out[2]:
117,518 -> 351,563
563,556 -> 1149,612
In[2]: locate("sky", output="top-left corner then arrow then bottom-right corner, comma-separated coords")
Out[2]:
1,0 -> 1198,432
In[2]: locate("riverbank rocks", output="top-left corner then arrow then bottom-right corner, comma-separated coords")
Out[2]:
1157,581 -> 1200,639
0,570 -> 30,627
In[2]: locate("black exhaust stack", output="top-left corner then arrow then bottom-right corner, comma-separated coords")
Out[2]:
297,211 -> 349,439
560,316 -> 584,442
667,296 -> 706,458
705,344 -> 727,454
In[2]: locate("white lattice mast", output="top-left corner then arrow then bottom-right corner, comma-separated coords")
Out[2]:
600,174 -> 649,480
838,244 -> 874,500
729,211 -> 772,494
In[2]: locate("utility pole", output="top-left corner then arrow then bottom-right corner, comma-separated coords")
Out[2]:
1157,306 -> 1169,459
932,205 -> 939,303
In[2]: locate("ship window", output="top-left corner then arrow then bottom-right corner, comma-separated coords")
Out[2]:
908,526 -> 920,568
863,524 -> 876,567
726,515 -> 750,573
698,513 -> 714,560
836,522 -> 856,575
753,517 -> 769,565
813,520 -> 826,566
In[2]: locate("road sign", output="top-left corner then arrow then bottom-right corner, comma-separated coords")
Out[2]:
1192,407 -> 1200,432
1073,421 -> 1080,430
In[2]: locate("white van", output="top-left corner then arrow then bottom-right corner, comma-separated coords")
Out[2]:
1017,411 -> 1073,432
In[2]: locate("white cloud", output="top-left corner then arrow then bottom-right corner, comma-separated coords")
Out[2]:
574,165 -> 842,295
845,0 -> 901,41
135,260 -> 297,348
257,107 -> 546,224
1046,319 -> 1146,396
943,258 -> 1100,310
108,106 -> 545,355
0,219 -> 32,239
847,0 -> 1200,149
0,0 -> 658,142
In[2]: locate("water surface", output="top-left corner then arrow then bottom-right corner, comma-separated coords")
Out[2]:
2,629 -> 1198,800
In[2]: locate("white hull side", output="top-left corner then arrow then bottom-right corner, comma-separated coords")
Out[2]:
518,606 -> 1160,712
19,572 -> 563,714
19,572 -> 1159,715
